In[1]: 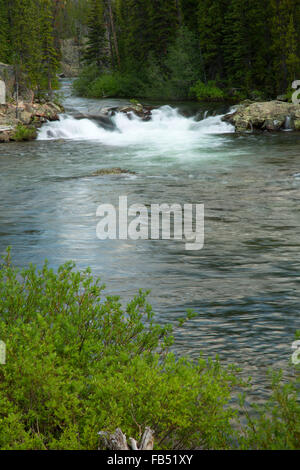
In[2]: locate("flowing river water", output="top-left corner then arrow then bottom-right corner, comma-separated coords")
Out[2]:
1,80 -> 300,397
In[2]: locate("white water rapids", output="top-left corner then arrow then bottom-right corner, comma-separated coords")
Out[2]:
37,106 -> 234,152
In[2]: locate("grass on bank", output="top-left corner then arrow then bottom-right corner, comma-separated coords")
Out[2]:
0,248 -> 299,450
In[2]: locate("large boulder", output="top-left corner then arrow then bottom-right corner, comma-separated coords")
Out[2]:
223,101 -> 300,132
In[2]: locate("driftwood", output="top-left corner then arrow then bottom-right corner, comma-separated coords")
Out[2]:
98,427 -> 154,450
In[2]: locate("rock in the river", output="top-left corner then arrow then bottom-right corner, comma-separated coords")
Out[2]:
73,112 -> 115,130
91,168 -> 136,176
103,103 -> 156,121
222,100 -> 300,132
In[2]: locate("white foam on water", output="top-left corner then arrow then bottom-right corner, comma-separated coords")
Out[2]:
37,105 -> 234,154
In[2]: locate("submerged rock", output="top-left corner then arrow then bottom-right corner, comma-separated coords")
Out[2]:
223,101 -> 300,133
91,168 -> 136,176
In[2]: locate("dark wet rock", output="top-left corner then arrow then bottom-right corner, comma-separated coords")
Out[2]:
73,112 -> 115,130
102,103 -> 156,121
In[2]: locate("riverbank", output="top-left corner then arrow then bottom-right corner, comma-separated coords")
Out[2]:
0,101 -> 64,143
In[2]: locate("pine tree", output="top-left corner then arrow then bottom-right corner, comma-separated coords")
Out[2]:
181,0 -> 199,34
197,0 -> 228,82
40,0 -> 59,96
0,0 -> 11,63
85,0 -> 107,68
118,0 -> 151,70
10,0 -> 43,90
270,0 -> 300,92
147,0 -> 179,60
223,0 -> 273,93
164,26 -> 203,98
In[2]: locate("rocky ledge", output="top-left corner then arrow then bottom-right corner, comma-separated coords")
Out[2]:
99,103 -> 155,122
222,100 -> 300,132
0,101 -> 64,142
73,103 -> 156,131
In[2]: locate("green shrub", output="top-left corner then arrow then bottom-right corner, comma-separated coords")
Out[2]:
239,370 -> 300,449
12,124 -> 37,142
190,80 -> 225,101
73,68 -> 146,99
73,65 -> 100,97
0,248 -> 240,450
0,248 -> 299,450
87,73 -> 122,98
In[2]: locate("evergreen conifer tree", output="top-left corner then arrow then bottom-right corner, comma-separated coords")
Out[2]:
85,0 -> 107,68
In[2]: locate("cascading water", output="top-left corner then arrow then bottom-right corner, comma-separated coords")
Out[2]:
37,105 -> 234,154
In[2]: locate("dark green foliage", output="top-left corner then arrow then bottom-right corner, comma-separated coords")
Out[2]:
73,66 -> 145,98
223,0 -> 273,93
0,249 -> 241,450
85,0 -> 107,68
239,370 -> 300,449
11,124 -> 37,142
0,249 -> 299,450
270,0 -> 300,93
1,0 -> 300,99
81,0 -> 300,100
190,80 -> 225,101
197,0 -> 228,82
0,0 -> 60,94
0,0 -> 10,63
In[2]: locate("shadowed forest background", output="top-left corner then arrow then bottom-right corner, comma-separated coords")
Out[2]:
0,0 -> 300,100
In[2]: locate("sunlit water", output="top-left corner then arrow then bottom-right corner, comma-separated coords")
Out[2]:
1,80 -> 299,398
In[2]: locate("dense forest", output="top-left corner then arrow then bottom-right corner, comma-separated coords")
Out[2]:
0,0 -> 300,100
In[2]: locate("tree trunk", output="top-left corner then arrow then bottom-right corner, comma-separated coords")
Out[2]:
99,427 -> 155,450
106,0 -> 121,69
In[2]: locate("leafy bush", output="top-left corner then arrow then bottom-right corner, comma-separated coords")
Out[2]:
0,248 -> 299,450
12,124 -> 37,142
239,370 -> 300,449
87,73 -> 122,98
73,67 -> 145,99
73,65 -> 100,97
190,80 -> 225,101
0,248 -> 240,450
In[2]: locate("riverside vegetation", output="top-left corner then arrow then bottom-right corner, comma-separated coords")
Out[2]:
0,249 -> 299,450
73,0 -> 300,102
0,1 -> 299,102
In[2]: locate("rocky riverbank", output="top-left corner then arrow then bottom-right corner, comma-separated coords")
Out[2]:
0,101 -> 64,142
222,100 -> 300,132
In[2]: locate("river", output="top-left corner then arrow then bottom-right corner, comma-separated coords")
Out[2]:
0,80 -> 299,397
